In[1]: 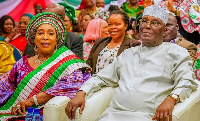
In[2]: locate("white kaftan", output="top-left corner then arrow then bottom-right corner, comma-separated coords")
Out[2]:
80,42 -> 198,121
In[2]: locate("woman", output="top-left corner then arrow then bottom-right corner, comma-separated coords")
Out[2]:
83,19 -> 109,60
59,2 -> 76,32
9,13 -> 34,53
121,0 -> 144,18
0,15 -> 16,42
0,15 -> 22,73
0,12 -> 91,120
87,10 -> 141,74
78,12 -> 94,36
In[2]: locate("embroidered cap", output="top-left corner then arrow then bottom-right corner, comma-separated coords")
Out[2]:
143,5 -> 169,24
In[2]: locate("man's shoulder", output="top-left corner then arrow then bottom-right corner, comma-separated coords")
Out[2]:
165,42 -> 189,56
67,32 -> 82,39
176,37 -> 197,49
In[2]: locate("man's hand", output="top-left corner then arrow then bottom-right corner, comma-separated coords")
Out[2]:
152,96 -> 175,121
65,91 -> 86,120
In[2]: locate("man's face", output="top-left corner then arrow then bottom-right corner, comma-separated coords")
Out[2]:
34,4 -> 43,14
43,4 -> 65,20
139,15 -> 165,47
163,15 -> 178,42
96,0 -> 105,8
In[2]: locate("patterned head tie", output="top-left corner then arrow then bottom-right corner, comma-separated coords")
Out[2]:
143,5 -> 169,24
25,12 -> 67,48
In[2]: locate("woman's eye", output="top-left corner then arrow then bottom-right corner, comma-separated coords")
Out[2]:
37,32 -> 43,35
49,32 -> 54,35
115,23 -> 121,26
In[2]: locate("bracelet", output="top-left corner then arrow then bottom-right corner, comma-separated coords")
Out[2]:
33,95 -> 39,106
4,37 -> 10,42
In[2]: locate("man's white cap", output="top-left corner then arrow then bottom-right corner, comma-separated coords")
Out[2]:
143,5 -> 169,24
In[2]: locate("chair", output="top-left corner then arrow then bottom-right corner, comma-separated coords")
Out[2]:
43,81 -> 200,121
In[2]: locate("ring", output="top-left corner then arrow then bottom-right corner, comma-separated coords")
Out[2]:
16,105 -> 20,109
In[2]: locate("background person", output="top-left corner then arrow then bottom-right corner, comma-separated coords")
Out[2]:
86,10 -> 140,74
9,13 -> 34,53
163,13 -> 197,65
83,19 -> 109,60
58,2 -> 76,32
96,0 -> 105,8
0,15 -> 16,42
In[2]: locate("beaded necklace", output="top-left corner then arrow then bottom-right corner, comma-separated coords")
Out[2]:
35,54 -> 47,66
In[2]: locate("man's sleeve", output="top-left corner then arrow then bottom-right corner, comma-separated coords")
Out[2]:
71,35 -> 83,60
80,55 -> 121,96
170,46 -> 198,102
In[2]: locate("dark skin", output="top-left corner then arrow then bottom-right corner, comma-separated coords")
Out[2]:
66,15 -> 177,121
43,3 -> 65,20
85,0 -> 96,15
128,0 -> 138,8
163,14 -> 179,42
34,4 -> 43,14
139,15 -> 176,121
11,24 -> 56,115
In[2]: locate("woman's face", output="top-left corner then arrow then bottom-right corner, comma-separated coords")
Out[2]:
4,19 -> 14,33
82,14 -> 92,31
18,16 -> 31,36
64,15 -> 72,31
100,20 -> 109,38
35,24 -> 57,54
108,14 -> 127,40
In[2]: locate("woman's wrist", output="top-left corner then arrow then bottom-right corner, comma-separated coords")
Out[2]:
33,95 -> 39,106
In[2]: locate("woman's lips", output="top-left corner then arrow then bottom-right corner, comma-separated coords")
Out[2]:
41,43 -> 50,47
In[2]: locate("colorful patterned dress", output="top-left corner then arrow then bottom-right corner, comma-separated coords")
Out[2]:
121,2 -> 143,18
0,46 -> 91,120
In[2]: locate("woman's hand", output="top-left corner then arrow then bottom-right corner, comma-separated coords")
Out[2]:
65,91 -> 86,120
8,28 -> 17,41
11,99 -> 34,115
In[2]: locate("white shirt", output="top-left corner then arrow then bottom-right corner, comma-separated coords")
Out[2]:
80,42 -> 198,121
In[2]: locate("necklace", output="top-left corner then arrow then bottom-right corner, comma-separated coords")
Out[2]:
35,54 -> 46,66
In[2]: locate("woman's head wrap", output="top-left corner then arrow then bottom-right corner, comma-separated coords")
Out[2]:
22,13 -> 34,19
25,12 -> 67,48
58,2 -> 76,24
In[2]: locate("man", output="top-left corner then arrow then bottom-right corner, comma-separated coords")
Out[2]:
96,0 -> 105,8
163,13 -> 197,65
24,3 -> 83,59
66,5 -> 198,121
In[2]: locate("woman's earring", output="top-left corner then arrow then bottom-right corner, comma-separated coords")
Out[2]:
34,45 -> 37,53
